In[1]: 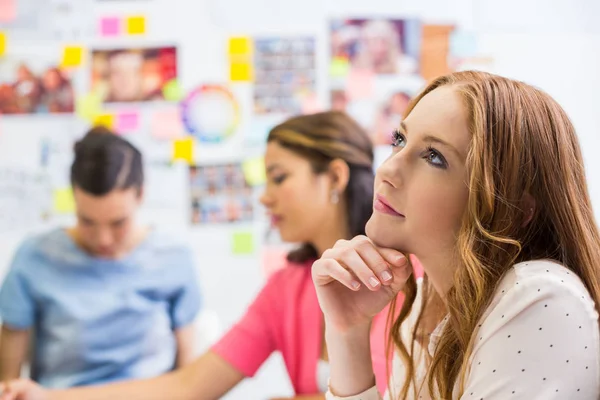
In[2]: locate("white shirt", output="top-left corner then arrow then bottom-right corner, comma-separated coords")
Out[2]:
326,260 -> 600,399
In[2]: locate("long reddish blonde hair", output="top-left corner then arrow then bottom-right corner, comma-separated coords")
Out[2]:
387,71 -> 600,398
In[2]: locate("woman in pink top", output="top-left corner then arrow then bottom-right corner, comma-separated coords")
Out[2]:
0,111 -> 406,400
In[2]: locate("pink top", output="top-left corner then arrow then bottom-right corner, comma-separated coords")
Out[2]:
212,259 -> 402,395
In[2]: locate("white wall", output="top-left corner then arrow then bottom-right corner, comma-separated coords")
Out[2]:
1,0 -> 599,399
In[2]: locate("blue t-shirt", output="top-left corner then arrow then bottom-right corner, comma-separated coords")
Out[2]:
0,228 -> 202,388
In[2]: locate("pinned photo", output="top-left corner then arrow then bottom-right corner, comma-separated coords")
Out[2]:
91,46 -> 177,103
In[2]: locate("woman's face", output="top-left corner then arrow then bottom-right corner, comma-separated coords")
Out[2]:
108,53 -> 143,101
366,86 -> 471,258
260,141 -> 332,244
365,35 -> 390,60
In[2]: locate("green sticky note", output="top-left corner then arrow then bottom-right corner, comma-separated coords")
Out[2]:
53,188 -> 75,214
330,57 -> 350,77
232,231 -> 254,255
163,79 -> 184,101
76,92 -> 102,122
242,157 -> 266,186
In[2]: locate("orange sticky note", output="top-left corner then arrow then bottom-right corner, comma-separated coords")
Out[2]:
0,33 -> 6,57
94,113 -> 115,129
172,137 -> 194,163
228,37 -> 252,56
126,16 -> 146,35
230,62 -> 252,82
61,46 -> 84,68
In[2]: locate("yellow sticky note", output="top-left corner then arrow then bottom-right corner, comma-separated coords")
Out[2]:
76,92 -> 102,122
242,157 -> 266,186
230,62 -> 252,82
0,33 -> 6,56
94,113 -> 115,129
53,188 -> 76,214
173,137 -> 194,163
228,37 -> 252,56
232,231 -> 254,255
61,46 -> 84,68
126,16 -> 146,35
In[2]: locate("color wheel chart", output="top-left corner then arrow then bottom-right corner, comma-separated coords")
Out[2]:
181,84 -> 240,143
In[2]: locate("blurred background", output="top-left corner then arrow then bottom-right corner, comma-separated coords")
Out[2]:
0,0 -> 599,398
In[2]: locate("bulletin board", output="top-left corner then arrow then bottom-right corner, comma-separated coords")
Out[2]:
1,0 -> 599,398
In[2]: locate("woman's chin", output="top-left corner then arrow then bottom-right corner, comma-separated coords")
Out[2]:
365,220 -> 408,252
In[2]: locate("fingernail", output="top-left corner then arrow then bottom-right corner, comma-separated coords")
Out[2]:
396,255 -> 407,264
369,276 -> 380,287
381,270 -> 392,282
351,280 -> 361,290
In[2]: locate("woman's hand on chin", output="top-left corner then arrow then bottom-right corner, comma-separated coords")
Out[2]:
312,235 -> 411,333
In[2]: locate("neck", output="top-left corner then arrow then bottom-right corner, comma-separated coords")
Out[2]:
413,247 -> 457,303
312,203 -> 351,257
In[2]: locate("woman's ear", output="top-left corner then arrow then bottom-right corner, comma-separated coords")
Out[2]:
328,158 -> 350,195
521,192 -> 536,228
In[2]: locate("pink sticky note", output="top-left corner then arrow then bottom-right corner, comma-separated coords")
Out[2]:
100,17 -> 121,37
0,0 -> 16,23
151,108 -> 184,140
301,93 -> 323,114
116,111 -> 139,133
346,69 -> 375,100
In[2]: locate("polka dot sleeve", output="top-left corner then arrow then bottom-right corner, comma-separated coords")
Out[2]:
463,269 -> 600,399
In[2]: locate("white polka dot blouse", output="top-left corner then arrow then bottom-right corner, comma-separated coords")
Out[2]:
325,260 -> 600,400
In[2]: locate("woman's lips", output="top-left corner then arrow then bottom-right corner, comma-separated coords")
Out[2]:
374,194 -> 405,217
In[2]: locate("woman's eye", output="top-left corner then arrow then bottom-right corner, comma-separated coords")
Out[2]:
391,130 -> 406,148
425,147 -> 448,169
273,175 -> 287,184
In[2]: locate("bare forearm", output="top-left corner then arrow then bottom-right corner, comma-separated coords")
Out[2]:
48,367 -> 194,400
46,351 -> 243,400
0,327 -> 29,381
325,323 -> 375,397
175,325 -> 197,368
0,352 -> 22,381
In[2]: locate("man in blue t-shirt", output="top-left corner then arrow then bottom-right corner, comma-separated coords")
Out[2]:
0,127 -> 202,388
